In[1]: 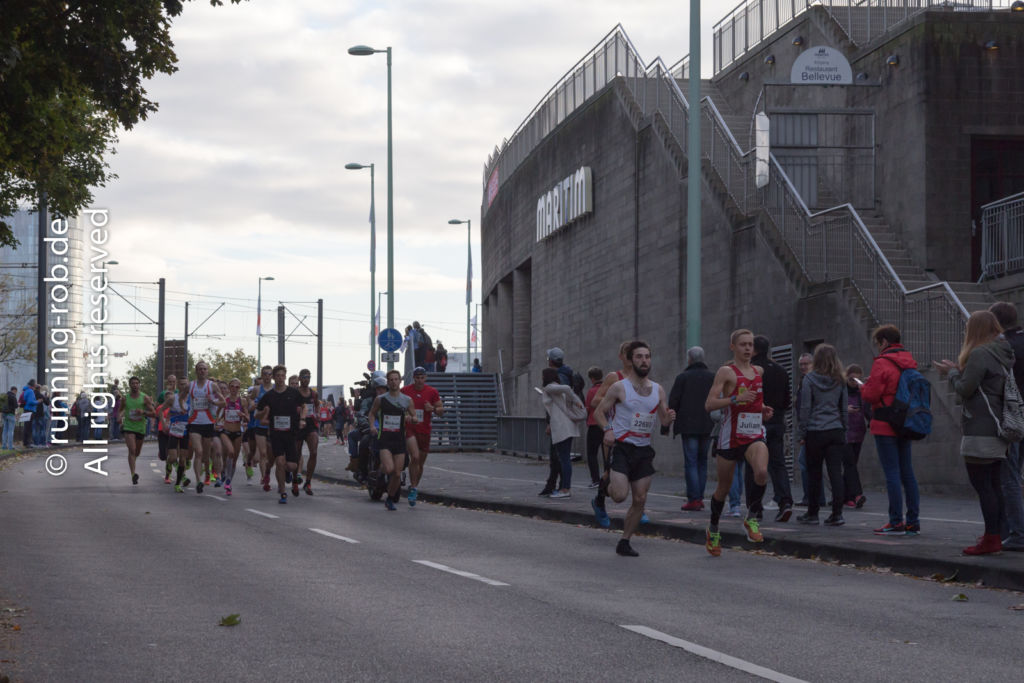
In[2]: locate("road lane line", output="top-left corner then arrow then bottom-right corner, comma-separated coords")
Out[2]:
245,508 -> 279,519
308,528 -> 360,544
204,494 -> 226,502
620,625 -> 807,683
412,560 -> 510,586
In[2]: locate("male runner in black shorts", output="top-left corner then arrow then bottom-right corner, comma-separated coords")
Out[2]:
255,365 -> 306,504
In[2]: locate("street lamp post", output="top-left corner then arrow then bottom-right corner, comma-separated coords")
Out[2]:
345,162 -> 376,368
257,276 -> 275,369
348,44 -> 394,370
448,219 -> 472,373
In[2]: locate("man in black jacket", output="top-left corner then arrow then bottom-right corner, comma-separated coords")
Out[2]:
752,336 -> 794,522
666,346 -> 716,510
989,302 -> 1024,551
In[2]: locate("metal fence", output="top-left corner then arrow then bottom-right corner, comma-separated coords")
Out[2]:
424,372 -> 500,451
980,191 -> 1024,281
712,0 -> 1015,74
496,416 -> 584,459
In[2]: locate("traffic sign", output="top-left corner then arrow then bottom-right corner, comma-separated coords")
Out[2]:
378,327 -> 402,352
380,351 -> 400,363
367,360 -> 376,371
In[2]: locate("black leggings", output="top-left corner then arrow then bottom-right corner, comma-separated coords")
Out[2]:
586,425 -> 604,484
966,460 -> 1004,535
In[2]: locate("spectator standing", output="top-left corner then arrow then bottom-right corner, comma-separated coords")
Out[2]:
419,325 -> 436,371
412,321 -> 426,367
539,367 -> 583,498
667,346 -> 716,511
34,387 -> 50,446
436,341 -> 449,373
935,311 -> 1013,555
988,302 -> 1024,551
2,386 -> 16,450
76,392 -> 90,442
752,336 -> 794,521
110,389 -> 123,441
20,379 -> 37,448
861,324 -> 921,535
795,344 -> 848,526
472,359 -> 482,373
843,364 -> 868,508
584,366 -> 605,487
794,353 -> 825,507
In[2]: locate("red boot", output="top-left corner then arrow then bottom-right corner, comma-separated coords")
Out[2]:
963,534 -> 1002,556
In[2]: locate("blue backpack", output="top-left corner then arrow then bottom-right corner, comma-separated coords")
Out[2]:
875,356 -> 932,440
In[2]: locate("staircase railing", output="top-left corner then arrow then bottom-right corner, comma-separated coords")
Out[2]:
979,191 -> 1024,281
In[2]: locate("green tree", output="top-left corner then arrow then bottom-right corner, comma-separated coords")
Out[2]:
0,0 -> 245,246
199,348 -> 258,385
123,345 -> 195,397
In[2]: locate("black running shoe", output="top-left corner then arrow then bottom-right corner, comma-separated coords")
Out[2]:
196,481 -> 204,494
796,512 -> 818,524
616,539 -> 639,557
132,473 -> 139,485
824,514 -> 845,526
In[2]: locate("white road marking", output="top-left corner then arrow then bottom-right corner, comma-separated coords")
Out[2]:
204,494 -> 226,502
413,560 -> 510,586
308,528 -> 360,544
245,508 -> 279,519
620,625 -> 808,683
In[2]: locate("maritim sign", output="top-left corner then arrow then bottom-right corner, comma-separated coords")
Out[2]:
536,166 -> 593,242
790,46 -> 852,85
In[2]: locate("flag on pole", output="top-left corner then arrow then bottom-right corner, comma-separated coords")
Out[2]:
374,305 -> 380,337
369,197 -> 376,273
471,314 -> 478,343
466,247 -> 472,305
257,295 -> 262,336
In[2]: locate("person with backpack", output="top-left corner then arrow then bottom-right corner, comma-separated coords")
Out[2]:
934,311 -> 1015,555
988,302 -> 1024,552
20,379 -> 38,448
861,324 -> 923,536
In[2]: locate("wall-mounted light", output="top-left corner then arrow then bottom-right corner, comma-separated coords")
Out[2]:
764,54 -> 776,65
739,71 -> 750,81
792,36 -> 804,46
1012,0 -> 1024,11
984,40 -> 999,51
856,72 -> 870,81
886,54 -> 899,67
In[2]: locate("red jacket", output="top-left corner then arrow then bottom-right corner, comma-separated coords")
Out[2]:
860,344 -> 917,437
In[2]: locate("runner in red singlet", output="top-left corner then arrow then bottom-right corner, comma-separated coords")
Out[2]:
703,329 -> 774,556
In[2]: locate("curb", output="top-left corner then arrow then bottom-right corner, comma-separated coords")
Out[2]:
313,471 -> 1024,592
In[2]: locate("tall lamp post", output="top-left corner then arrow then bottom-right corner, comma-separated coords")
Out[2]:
345,162 -> 377,368
257,276 -> 275,369
448,219 -> 472,372
348,43 -> 394,370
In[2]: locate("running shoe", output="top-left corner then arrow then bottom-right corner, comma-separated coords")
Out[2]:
181,477 -> 191,488
164,476 -> 171,485
904,523 -> 920,536
285,471 -> 292,484
549,490 -> 571,499
204,473 -> 211,486
407,487 -> 417,506
591,497 -> 611,528
261,474 -> 271,492
174,484 -> 183,493
295,473 -> 303,486
245,466 -> 254,480
196,481 -> 204,494
588,481 -> 601,489
615,539 -> 639,557
640,512 -> 649,524
874,522 -> 906,535
279,493 -> 288,504
680,500 -> 704,512
775,503 -> 793,522
824,514 -> 845,526
706,527 -> 722,557
855,495 -> 867,509
132,473 -> 139,486
214,477 -> 222,488
292,483 -> 300,497
225,483 -> 232,497
743,518 -> 764,543
384,498 -> 396,511
727,505 -> 743,518
796,513 -> 819,524
303,482 -> 313,496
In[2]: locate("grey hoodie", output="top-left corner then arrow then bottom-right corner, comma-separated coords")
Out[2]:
797,371 -> 848,440
949,338 -> 1014,439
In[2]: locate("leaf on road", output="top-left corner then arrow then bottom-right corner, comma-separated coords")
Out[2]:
218,614 -> 241,627
145,511 -> 150,514
930,569 -> 958,583
952,593 -> 969,602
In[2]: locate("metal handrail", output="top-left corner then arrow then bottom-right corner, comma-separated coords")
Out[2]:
979,190 -> 1024,281
982,191 -> 1024,212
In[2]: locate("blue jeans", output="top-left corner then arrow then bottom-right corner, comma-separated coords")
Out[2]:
554,437 -> 573,490
681,435 -> 710,502
1,413 -> 14,450
729,463 -> 744,508
32,413 -> 45,445
1001,442 -> 1024,541
874,435 -> 920,525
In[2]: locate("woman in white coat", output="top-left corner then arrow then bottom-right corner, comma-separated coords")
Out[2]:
540,367 -> 585,498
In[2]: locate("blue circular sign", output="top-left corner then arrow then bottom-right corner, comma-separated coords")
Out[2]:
377,327 -> 403,352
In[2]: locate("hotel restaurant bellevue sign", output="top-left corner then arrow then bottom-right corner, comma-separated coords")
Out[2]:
790,46 -> 852,85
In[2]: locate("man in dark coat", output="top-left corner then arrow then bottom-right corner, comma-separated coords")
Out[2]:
667,346 -> 716,510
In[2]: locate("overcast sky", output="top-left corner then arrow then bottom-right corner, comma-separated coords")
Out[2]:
93,0 -> 736,388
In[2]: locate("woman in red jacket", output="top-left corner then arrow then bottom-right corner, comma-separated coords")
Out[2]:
861,325 -> 921,536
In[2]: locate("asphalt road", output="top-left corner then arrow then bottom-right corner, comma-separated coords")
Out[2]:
1,445 -> 1022,682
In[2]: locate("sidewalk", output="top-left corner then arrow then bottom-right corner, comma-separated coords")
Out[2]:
310,439 -> 1024,591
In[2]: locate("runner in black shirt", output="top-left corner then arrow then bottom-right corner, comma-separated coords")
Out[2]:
369,370 -> 417,511
256,365 -> 306,504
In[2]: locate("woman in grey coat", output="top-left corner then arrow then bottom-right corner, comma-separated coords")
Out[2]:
935,310 -> 1014,556
796,344 -> 849,526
